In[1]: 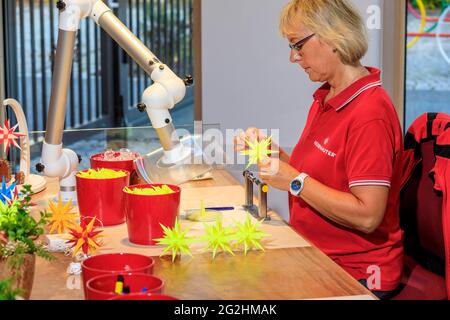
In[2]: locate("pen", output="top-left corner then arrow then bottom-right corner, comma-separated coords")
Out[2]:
204,207 -> 235,211
114,275 -> 124,295
122,285 -> 130,294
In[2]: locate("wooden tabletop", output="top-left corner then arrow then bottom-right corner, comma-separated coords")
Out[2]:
30,170 -> 376,300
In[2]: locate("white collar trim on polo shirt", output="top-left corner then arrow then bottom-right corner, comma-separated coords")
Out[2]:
335,81 -> 383,112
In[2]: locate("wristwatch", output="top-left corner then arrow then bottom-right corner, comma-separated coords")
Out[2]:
289,173 -> 309,197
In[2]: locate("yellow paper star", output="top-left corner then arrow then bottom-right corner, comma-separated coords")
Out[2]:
67,217 -> 104,257
201,218 -> 235,259
47,196 -> 79,234
154,219 -> 195,262
231,214 -> 270,255
240,136 -> 279,169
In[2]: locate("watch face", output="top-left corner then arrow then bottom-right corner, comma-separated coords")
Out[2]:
291,180 -> 302,191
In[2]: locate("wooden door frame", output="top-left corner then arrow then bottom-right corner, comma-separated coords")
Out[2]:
381,0 -> 406,130
0,1 -> 4,105
193,0 -> 202,121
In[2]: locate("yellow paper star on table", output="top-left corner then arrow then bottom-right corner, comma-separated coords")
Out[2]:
154,219 -> 195,262
240,136 -> 279,169
66,217 -> 104,257
231,214 -> 270,255
201,218 -> 235,259
47,196 -> 79,234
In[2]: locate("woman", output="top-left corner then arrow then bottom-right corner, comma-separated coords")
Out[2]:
235,0 -> 403,299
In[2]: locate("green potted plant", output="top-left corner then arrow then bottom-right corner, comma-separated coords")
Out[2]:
0,277 -> 24,300
0,185 -> 53,299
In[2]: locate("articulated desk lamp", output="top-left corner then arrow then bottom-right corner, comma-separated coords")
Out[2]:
36,0 -> 212,202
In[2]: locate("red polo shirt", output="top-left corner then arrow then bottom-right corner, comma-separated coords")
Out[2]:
288,67 -> 404,291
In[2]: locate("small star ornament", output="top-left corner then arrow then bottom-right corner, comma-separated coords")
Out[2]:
202,218 -> 235,259
0,119 -> 26,155
231,214 -> 270,255
240,136 -> 279,169
47,196 -> 79,234
0,177 -> 17,203
66,217 -> 104,257
154,219 -> 195,262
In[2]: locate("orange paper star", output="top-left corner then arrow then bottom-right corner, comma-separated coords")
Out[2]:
66,217 -> 104,257
47,196 -> 79,234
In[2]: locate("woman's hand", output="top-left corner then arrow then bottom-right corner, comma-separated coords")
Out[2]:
233,127 -> 266,152
257,157 -> 299,192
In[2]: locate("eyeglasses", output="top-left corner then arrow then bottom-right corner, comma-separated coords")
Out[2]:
289,33 -> 315,52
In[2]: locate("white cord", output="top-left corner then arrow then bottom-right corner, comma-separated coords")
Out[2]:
66,262 -> 82,275
436,5 -> 450,66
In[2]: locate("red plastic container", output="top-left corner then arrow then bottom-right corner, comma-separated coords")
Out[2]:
109,293 -> 179,300
90,152 -> 140,175
85,273 -> 164,300
81,253 -> 155,298
76,170 -> 130,226
124,184 -> 181,245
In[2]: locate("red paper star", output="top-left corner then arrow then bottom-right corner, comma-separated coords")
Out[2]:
0,119 -> 26,155
66,217 -> 104,257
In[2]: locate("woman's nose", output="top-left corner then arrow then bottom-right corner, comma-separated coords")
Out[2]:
290,49 -> 301,63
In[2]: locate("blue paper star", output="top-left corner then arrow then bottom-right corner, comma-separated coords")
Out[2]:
0,177 -> 17,203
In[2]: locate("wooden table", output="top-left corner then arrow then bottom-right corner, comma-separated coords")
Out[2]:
30,170 -> 376,300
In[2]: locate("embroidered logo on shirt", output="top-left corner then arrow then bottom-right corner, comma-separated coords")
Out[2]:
314,140 -> 336,158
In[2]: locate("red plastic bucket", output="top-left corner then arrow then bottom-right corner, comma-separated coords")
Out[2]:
123,184 -> 181,245
76,169 -> 130,226
81,253 -> 155,298
90,152 -> 139,175
85,273 -> 164,300
109,293 -> 178,300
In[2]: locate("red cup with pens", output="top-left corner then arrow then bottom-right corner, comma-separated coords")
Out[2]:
109,293 -> 179,300
81,253 -> 155,298
85,273 -> 164,300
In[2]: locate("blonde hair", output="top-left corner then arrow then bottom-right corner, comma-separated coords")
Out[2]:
279,0 -> 368,66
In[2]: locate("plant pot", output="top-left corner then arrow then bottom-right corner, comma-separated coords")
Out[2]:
90,152 -> 139,174
85,273 -> 164,300
76,170 -> 130,226
109,293 -> 178,300
123,184 -> 181,245
81,253 -> 155,298
0,253 -> 36,300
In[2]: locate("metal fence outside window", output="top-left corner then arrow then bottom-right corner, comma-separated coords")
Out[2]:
2,0 -> 194,133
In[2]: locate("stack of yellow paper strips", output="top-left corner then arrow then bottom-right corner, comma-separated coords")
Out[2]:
76,168 -> 127,179
123,185 -> 175,195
